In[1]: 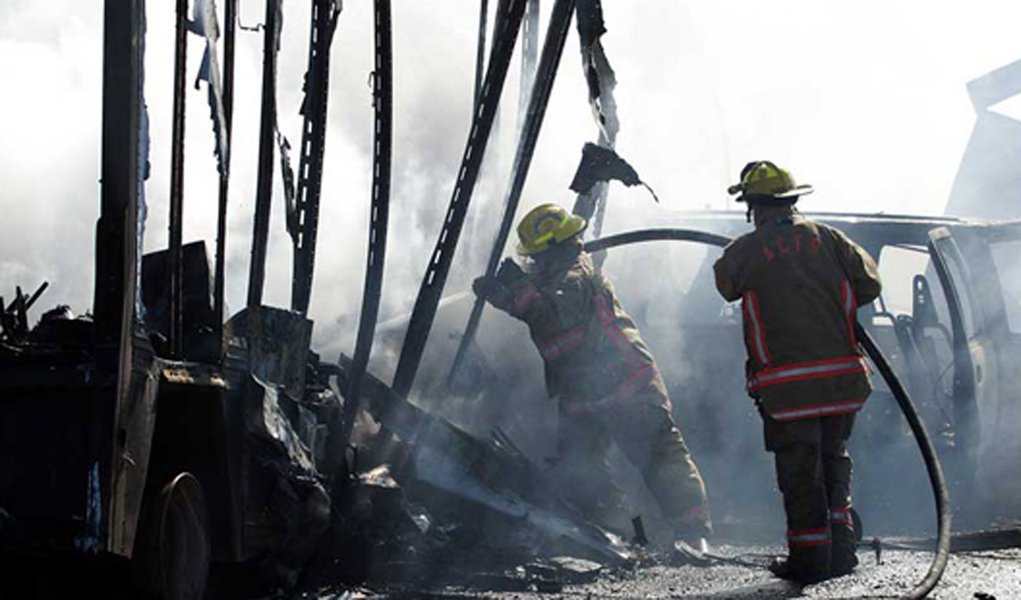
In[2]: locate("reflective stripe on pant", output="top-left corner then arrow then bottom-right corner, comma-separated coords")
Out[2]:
774,442 -> 831,574
558,395 -> 710,537
824,443 -> 857,572
765,411 -> 856,576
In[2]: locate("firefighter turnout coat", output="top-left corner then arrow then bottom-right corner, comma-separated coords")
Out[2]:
490,248 -> 668,416
713,207 -> 882,421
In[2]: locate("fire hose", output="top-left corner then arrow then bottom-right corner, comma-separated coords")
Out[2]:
583,228 -> 951,599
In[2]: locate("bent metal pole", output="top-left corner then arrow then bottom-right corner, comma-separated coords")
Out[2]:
343,0 -> 392,444
447,0 -> 575,389
390,0 -> 528,399
290,0 -> 342,315
168,0 -> 188,358
213,0 -> 237,337
246,0 -> 281,309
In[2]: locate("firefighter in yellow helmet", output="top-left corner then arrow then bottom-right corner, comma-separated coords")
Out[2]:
713,161 -> 881,582
472,203 -> 712,545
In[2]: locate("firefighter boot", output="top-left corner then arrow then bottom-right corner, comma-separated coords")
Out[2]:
821,418 -> 857,577
768,547 -> 830,584
772,441 -> 832,583
830,508 -> 859,577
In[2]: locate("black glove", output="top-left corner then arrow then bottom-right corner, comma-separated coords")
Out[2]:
471,275 -> 493,299
473,273 -> 514,311
495,258 -> 527,287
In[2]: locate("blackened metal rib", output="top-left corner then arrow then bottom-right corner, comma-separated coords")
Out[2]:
214,0 -> 237,337
96,0 -> 142,350
447,0 -> 576,389
168,0 -> 188,357
290,0 -> 342,315
24,281 -> 49,312
518,0 -> 540,124
343,0 -> 393,438
391,0 -> 529,399
474,0 -> 489,106
246,0 -> 281,309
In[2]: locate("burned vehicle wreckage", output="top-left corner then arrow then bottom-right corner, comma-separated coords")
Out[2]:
2,1 -> 1021,599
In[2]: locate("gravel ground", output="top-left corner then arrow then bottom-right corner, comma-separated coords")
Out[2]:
566,546 -> 1021,599
331,544 -> 1021,599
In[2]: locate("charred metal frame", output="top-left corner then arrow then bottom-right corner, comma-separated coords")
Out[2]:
391,0 -> 529,399
214,0 -> 238,337
518,0 -> 540,121
247,0 -> 281,309
96,1 -> 141,355
168,0 -> 188,358
474,0 -> 489,105
4,0 -> 346,578
344,0 -> 393,435
449,0 -> 575,387
96,0 -> 144,556
290,0 -> 342,315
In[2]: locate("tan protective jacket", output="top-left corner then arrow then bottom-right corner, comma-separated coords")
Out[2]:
493,248 -> 668,415
713,207 -> 881,421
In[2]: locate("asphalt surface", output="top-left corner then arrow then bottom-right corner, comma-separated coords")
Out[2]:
320,543 -> 1021,599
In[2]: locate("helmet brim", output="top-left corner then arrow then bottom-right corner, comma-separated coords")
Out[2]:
734,184 -> 814,203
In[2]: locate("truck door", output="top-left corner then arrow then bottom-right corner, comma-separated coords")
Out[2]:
928,223 -> 1021,494
926,228 -> 984,472
955,222 -> 1021,518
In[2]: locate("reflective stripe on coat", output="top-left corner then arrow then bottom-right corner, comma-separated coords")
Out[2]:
501,250 -> 668,415
714,208 -> 882,421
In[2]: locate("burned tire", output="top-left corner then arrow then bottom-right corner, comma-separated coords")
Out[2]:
135,472 -> 210,600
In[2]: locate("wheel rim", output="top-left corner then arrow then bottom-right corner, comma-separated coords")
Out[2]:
155,472 -> 210,600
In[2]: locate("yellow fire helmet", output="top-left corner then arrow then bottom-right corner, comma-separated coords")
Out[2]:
515,203 -> 587,255
727,160 -> 814,202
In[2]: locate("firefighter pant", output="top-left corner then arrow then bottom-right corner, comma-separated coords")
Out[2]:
556,396 -> 710,539
763,411 -> 858,576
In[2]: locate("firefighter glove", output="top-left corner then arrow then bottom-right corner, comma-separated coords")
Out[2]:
495,258 -> 527,287
473,275 -> 514,311
471,275 -> 492,299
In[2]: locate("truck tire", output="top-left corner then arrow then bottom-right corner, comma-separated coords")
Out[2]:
135,472 -> 210,600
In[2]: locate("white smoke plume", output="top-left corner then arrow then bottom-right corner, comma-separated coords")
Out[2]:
4,0 -> 1021,539
4,1 -> 1021,333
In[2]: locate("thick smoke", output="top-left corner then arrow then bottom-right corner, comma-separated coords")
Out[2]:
4,1 -> 1021,542
7,1 -> 1021,321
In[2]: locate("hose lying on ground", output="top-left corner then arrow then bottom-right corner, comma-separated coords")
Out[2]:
584,228 -> 952,599
879,527 -> 1021,553
856,325 -> 951,599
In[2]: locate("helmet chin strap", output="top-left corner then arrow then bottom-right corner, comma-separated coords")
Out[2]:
745,205 -> 753,223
